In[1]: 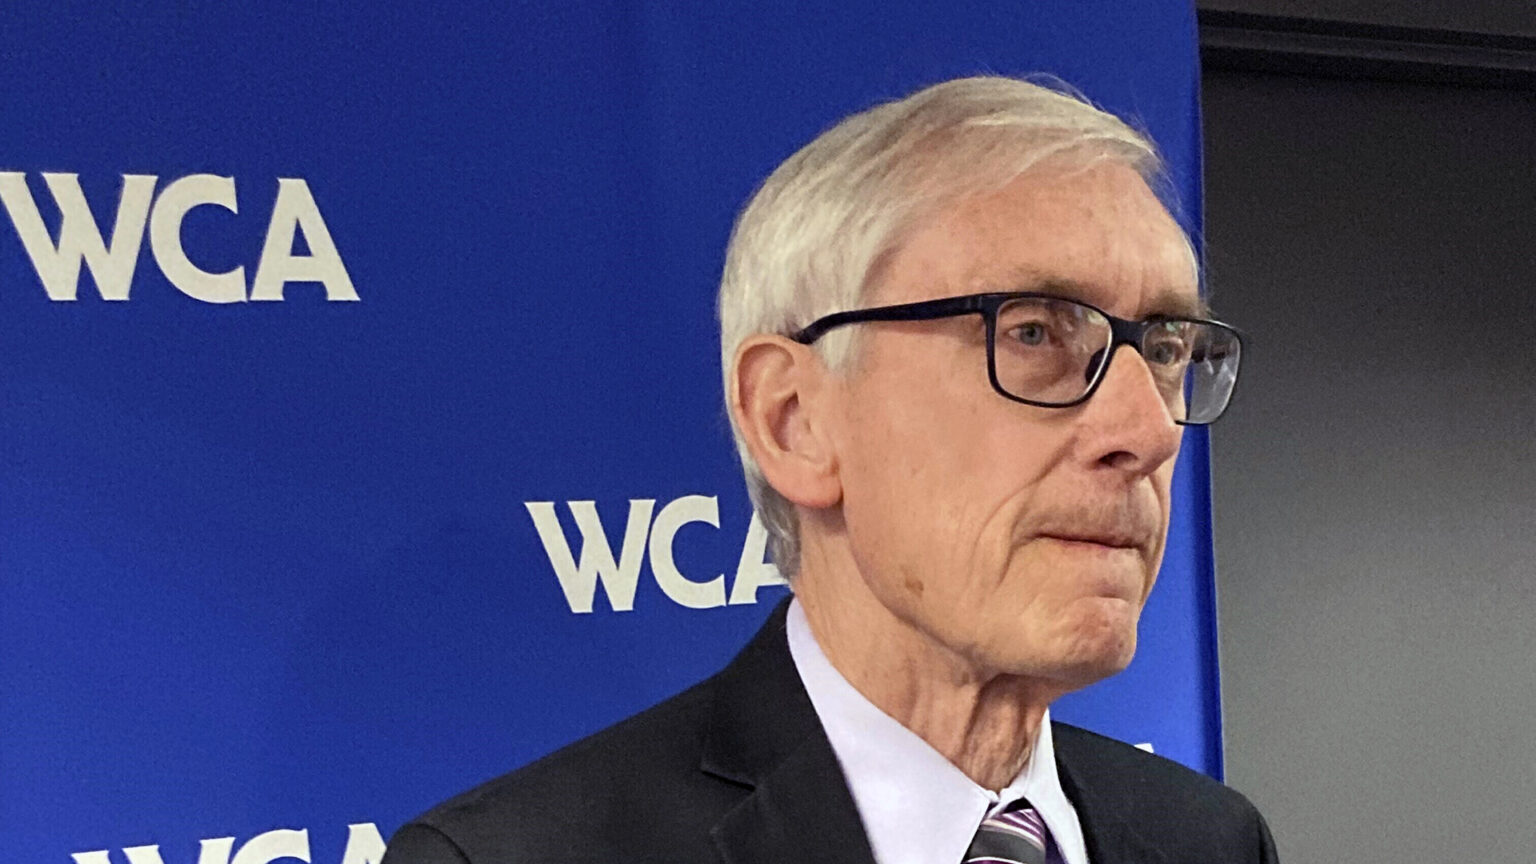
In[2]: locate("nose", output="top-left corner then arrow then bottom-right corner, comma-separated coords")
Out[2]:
1078,344 -> 1183,475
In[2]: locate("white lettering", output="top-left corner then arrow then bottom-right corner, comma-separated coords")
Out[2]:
251,178 -> 357,301
728,511 -> 787,604
72,837 -> 236,864
0,172 -> 155,300
338,823 -> 386,864
230,828 -> 310,864
148,174 -> 245,303
648,495 -> 727,609
71,825 -> 380,864
526,499 -> 654,613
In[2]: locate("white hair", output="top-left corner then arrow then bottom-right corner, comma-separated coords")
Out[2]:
718,75 -> 1188,577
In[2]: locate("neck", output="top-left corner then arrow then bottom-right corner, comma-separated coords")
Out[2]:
794,542 -> 1063,790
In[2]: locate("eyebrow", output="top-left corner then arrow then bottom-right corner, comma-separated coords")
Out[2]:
1015,275 -> 1212,320
1143,288 -> 1212,320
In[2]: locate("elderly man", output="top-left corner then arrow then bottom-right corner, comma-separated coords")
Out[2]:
384,75 -> 1274,864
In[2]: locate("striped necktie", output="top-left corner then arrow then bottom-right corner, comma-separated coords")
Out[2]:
962,800 -> 1057,864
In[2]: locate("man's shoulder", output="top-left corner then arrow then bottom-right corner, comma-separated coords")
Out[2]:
385,679 -> 740,864
382,603 -> 809,864
1054,722 -> 1275,861
1054,722 -> 1218,786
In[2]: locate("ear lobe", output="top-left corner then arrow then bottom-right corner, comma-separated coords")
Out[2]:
730,335 -> 842,510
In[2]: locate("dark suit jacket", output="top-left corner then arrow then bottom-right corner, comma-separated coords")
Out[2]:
383,601 -> 1278,864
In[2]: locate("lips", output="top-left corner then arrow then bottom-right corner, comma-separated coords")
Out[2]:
1017,495 -> 1163,555
1025,510 -> 1158,551
1038,531 -> 1146,550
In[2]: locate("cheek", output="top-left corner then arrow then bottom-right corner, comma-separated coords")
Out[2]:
839,361 -> 1015,538
835,340 -> 1082,615
1144,459 -> 1181,577
1157,438 -> 1182,503
838,421 -> 1041,634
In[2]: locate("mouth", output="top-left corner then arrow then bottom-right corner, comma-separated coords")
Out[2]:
1036,532 -> 1145,552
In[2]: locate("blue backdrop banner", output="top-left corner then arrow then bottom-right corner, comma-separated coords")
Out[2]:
0,4 -> 1216,863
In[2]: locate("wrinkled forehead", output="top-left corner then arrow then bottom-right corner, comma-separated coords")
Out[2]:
872,158 -> 1202,318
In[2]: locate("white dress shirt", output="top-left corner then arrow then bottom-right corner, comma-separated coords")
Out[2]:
786,598 -> 1091,864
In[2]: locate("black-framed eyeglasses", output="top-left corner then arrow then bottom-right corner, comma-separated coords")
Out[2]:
791,292 -> 1243,425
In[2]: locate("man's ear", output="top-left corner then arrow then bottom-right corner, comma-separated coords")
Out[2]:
729,334 -> 842,509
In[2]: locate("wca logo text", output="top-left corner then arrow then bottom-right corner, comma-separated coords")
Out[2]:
72,823 -> 382,864
0,172 -> 356,302
526,495 -> 787,613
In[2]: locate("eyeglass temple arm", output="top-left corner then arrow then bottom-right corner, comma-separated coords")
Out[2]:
791,295 -> 991,344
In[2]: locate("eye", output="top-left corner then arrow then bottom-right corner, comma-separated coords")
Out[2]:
1147,341 -> 1182,365
1008,321 -> 1050,346
1143,325 -> 1191,367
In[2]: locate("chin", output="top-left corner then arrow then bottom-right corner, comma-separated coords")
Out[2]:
1043,606 -> 1140,687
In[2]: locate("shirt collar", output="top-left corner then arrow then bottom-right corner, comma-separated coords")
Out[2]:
786,597 -> 1089,864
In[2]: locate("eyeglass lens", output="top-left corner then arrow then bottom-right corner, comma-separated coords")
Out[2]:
993,297 -> 1240,424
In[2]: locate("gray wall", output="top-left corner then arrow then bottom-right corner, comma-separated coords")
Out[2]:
1203,70 -> 1536,861
1199,0 -> 1536,39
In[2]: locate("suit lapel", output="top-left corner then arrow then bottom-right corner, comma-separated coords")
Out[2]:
700,599 -> 876,864
696,607 -> 1185,864
710,741 -> 877,864
1054,723 -> 1171,864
